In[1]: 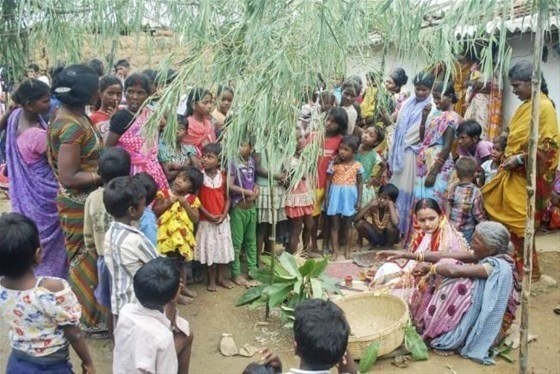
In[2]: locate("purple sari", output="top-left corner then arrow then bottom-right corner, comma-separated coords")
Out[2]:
6,108 -> 68,278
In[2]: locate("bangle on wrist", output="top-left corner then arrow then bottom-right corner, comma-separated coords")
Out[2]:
430,264 -> 438,275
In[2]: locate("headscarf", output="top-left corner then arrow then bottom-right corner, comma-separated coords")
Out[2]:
388,95 -> 430,173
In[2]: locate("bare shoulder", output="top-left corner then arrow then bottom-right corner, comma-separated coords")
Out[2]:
40,277 -> 65,293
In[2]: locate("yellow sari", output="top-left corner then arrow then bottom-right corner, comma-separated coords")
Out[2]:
482,93 -> 559,237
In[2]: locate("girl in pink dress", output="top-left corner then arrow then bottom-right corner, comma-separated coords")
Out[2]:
181,87 -> 216,155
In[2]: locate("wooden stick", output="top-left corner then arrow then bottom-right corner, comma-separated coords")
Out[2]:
519,3 -> 545,373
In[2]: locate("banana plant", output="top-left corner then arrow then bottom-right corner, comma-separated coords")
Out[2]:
236,252 -> 340,324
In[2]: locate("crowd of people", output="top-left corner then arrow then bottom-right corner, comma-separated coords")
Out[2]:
0,51 -> 558,373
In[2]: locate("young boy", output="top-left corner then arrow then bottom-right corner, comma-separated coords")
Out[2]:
354,183 -> 400,248
455,119 -> 493,166
133,172 -> 159,246
113,257 -> 193,374
103,176 -> 158,320
83,146 -> 130,333
256,299 -> 357,374
229,140 -> 259,286
447,156 -> 487,243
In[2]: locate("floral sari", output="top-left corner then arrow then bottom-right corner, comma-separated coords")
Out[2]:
373,216 -> 469,301
117,107 -> 169,189
414,110 -> 462,210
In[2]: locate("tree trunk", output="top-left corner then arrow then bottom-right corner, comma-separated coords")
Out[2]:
519,3 -> 545,373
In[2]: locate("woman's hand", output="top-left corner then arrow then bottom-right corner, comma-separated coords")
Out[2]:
501,155 -> 521,170
376,250 -> 407,261
424,172 -> 437,187
412,262 -> 431,276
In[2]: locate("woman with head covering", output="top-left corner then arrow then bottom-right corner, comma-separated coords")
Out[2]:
482,60 -> 559,281
4,79 -> 68,278
47,64 -> 107,334
388,71 -> 435,242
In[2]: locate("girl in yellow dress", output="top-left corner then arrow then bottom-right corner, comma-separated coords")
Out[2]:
153,166 -> 203,304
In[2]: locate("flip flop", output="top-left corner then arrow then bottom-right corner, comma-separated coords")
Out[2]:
554,304 -> 560,315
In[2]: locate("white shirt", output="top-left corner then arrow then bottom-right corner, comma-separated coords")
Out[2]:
343,105 -> 357,135
113,303 -> 178,374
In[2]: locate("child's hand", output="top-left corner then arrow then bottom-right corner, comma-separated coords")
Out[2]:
81,362 -> 95,374
422,104 -> 432,119
169,194 -> 179,203
260,348 -> 283,373
355,202 -> 361,212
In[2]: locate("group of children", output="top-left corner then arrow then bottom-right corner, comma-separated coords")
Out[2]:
0,211 -> 192,373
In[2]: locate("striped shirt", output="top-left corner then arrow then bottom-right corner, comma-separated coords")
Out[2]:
104,221 -> 158,315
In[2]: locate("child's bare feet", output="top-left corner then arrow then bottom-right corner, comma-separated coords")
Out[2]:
181,285 -> 197,298
177,295 -> 194,305
217,279 -> 234,289
207,284 -> 218,292
233,275 -> 248,287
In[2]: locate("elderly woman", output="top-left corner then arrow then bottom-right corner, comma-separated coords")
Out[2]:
47,65 -> 106,334
482,61 -> 559,281
378,221 -> 520,364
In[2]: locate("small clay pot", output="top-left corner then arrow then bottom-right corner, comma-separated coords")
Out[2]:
344,275 -> 353,287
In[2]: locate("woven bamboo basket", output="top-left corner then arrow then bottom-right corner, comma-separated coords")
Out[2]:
335,293 -> 409,359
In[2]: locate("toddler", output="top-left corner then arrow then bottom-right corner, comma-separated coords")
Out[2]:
158,121 -> 200,183
447,156 -> 487,243
354,183 -> 400,248
228,140 -> 259,286
479,135 -> 507,186
196,143 -> 235,292
455,119 -> 493,166
153,166 -> 203,303
0,213 -> 94,373
133,172 -> 159,246
325,135 -> 364,259
104,176 -> 158,319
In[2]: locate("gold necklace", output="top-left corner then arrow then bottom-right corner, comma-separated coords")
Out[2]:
372,208 -> 390,230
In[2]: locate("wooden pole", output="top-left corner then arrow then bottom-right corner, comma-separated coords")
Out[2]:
519,3 -> 545,373
265,146 -> 277,319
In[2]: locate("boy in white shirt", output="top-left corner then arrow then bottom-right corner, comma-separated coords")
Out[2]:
113,257 -> 193,374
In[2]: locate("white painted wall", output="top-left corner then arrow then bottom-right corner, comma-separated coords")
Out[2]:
347,33 -> 560,127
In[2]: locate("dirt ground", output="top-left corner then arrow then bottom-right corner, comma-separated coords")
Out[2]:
0,195 -> 559,373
